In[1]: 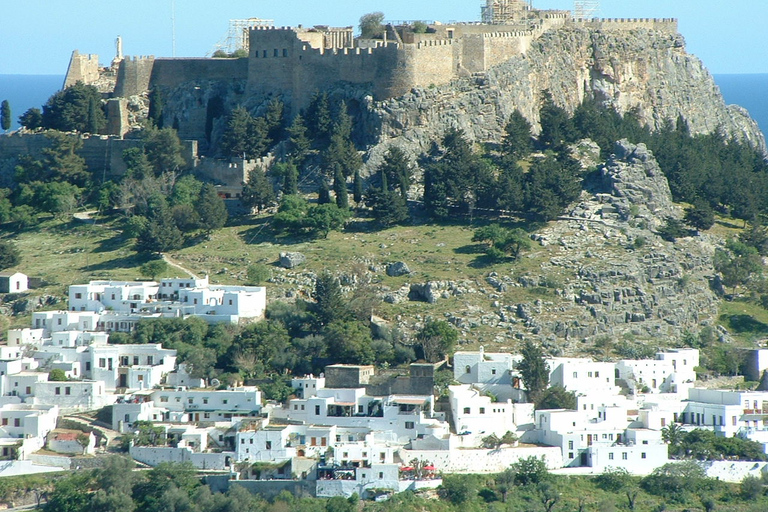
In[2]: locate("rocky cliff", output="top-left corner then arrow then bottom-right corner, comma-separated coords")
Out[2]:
365,26 -> 765,167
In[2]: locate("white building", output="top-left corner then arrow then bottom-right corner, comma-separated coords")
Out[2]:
0,272 -> 28,294
0,403 -> 59,460
67,277 -> 266,326
112,386 -> 262,432
617,348 -> 699,395
549,358 -> 619,396
449,384 -> 533,437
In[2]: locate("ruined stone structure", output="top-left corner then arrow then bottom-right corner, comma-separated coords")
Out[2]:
63,51 -> 100,89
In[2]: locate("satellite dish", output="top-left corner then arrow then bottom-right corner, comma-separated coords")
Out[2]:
210,378 -> 221,388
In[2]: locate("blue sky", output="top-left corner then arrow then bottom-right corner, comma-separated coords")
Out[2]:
1,0 -> 765,75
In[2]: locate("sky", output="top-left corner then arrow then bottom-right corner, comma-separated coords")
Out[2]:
1,0 -> 766,76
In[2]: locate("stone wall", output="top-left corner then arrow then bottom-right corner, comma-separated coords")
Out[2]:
0,133 -> 198,180
571,18 -> 678,33
129,445 -> 234,470
150,58 -> 249,91
64,51 -> 99,89
400,446 -> 562,473
114,56 -> 155,97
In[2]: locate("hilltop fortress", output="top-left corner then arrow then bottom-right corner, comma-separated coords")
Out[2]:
6,2 -> 758,178
64,6 -> 679,140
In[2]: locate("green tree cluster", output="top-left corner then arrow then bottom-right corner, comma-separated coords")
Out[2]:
39,82 -> 106,134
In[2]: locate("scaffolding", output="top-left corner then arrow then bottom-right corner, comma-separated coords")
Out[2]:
208,18 -> 274,56
481,0 -> 532,24
573,1 -> 600,20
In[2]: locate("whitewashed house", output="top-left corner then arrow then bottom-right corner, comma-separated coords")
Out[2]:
0,272 -> 28,294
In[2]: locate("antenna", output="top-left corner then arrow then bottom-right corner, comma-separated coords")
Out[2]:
171,0 -> 177,57
573,1 -> 600,20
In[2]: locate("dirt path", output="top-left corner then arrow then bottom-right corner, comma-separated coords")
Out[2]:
162,253 -> 198,279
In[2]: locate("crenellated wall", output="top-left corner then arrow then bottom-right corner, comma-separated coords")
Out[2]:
571,18 -> 678,33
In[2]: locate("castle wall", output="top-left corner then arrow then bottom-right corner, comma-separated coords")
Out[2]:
403,41 -> 456,89
114,56 -> 155,97
246,27 -> 402,107
64,51 -> 100,89
571,18 -> 678,33
105,98 -> 129,138
0,133 -> 197,181
150,58 -> 249,91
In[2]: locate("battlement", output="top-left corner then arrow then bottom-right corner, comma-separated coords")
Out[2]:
571,17 -> 678,33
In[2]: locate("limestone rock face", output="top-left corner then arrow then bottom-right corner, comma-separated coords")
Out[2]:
365,26 -> 765,169
507,140 -> 720,347
596,139 -> 677,228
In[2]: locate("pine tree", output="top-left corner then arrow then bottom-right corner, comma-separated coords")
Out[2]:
195,183 -> 228,233
287,114 -> 311,164
264,98 -> 285,142
305,91 -> 332,146
0,100 -> 11,132
500,110 -> 533,161
333,168 -> 349,209
538,90 -> 575,150
136,205 -> 184,254
273,161 -> 299,195
312,271 -> 349,327
377,147 -> 412,198
242,169 -> 275,213
148,88 -> 164,128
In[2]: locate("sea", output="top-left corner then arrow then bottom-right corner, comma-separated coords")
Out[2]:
1,73 -> 768,135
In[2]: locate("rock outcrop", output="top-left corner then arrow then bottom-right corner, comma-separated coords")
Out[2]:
501,140 -> 719,348
365,26 -> 765,169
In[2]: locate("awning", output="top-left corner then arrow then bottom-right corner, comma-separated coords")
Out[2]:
392,398 -> 427,405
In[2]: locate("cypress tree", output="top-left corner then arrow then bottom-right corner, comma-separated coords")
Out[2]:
0,100 -> 10,132
333,168 -> 349,209
195,183 -> 228,233
353,170 -> 364,203
318,180 -> 331,205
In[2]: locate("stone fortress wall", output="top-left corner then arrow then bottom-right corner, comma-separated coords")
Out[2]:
63,51 -> 100,89
114,56 -> 156,98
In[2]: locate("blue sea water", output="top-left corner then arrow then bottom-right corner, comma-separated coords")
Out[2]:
0,75 -> 64,131
714,74 -> 768,137
0,73 -> 767,137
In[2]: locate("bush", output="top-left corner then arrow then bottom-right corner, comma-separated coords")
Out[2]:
246,264 -> 272,285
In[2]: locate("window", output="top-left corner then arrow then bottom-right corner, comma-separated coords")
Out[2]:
274,49 -> 279,57
65,387 -> 71,395
479,407 -> 485,414
491,369 -> 496,375
133,356 -> 139,365
588,372 -> 592,377
595,371 -> 600,378
14,418 -> 19,427
160,396 -> 168,403
465,366 -> 471,373
405,421 -> 415,429
282,48 -> 288,57
203,398 -> 209,404
336,435 -> 341,442
608,453 -> 614,460
55,387 -> 61,395
25,387 -> 30,395
266,441 -> 272,449
99,358 -> 106,368
147,356 -> 153,365
75,293 -> 82,299
569,452 -> 573,458
222,399 -> 228,404
1,419 -> 6,426
568,440 -> 573,449
310,437 -> 316,446
321,437 -> 326,446
379,472 -> 384,479
622,452 -> 628,460
463,407 -> 470,414
573,372 -> 577,378
641,452 -> 647,459
315,405 -> 320,415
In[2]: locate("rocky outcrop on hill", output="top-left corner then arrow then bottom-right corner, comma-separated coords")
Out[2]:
366,26 -> 765,168
491,140 -> 719,349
